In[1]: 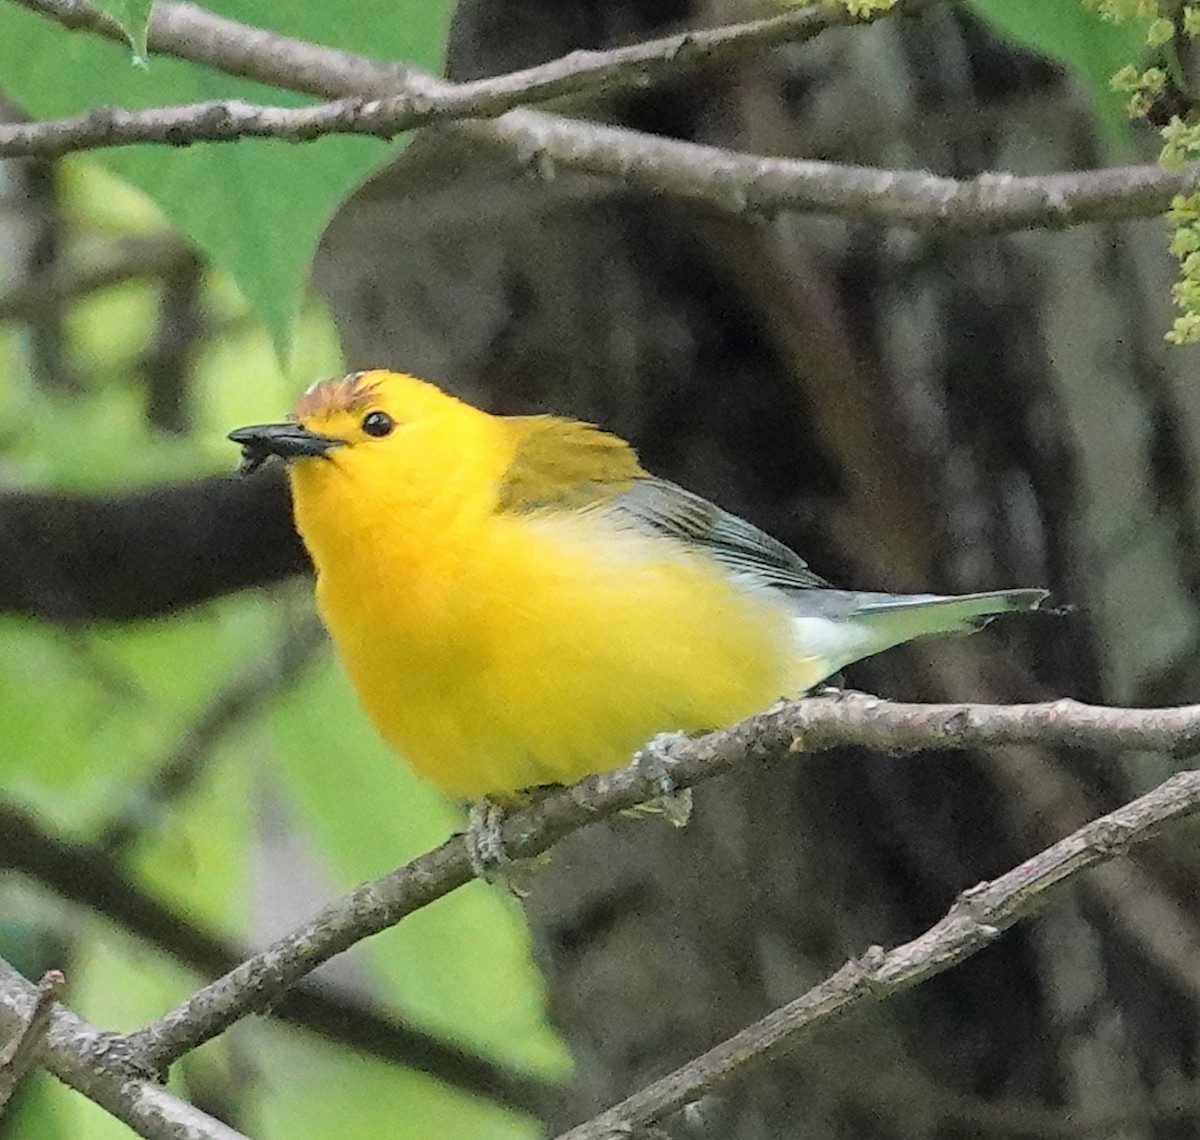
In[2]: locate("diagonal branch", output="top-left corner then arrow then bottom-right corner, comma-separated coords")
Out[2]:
0,801 -> 549,1112
0,958 -> 248,1140
553,763 -> 1200,1139
118,695 -> 1200,1074
0,0 -> 925,160
10,0 -> 1192,232
10,0 -> 928,104
7,0 -> 418,100
97,615 -> 325,855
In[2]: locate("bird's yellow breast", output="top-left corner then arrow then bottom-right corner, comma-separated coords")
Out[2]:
292,461 -> 814,796
245,370 -> 1043,799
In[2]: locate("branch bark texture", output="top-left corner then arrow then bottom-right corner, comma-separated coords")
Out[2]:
5,0 -> 1192,233
0,959 -> 249,1140
0,0 -> 920,158
0,969 -> 62,1111
118,695 -> 1200,1074
0,802 -> 546,1112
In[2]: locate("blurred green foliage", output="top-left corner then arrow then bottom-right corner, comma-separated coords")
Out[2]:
968,0 -> 1145,138
0,267 -> 565,1134
0,0 -> 452,355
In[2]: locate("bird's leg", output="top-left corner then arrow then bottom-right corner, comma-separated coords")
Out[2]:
637,730 -> 687,795
807,674 -> 873,701
465,797 -> 512,885
464,790 -> 557,895
808,682 -> 851,699
627,731 -> 693,827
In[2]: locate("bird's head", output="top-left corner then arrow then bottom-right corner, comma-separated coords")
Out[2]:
228,369 -> 510,557
229,369 -> 468,478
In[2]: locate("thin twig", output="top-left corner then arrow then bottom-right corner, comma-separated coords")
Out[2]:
0,1 -> 924,159
8,0 -> 931,101
118,695 -> 1200,1074
0,958 -> 248,1140
553,764 -> 1200,1139
0,969 -> 63,1112
7,0 -> 419,100
11,0 -> 1192,232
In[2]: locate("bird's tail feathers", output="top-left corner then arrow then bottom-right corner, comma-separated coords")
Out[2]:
851,587 -> 1048,624
790,587 -> 1047,684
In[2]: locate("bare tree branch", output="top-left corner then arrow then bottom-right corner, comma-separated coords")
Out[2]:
115,694 -> 1200,1075
553,763 -> 1200,1140
0,1 -> 926,160
0,958 -> 248,1140
0,473 -> 308,623
7,0 -> 419,100
11,0 -> 930,104
0,802 -> 548,1112
9,0 -> 1192,232
459,115 -> 1200,231
975,734 -> 1200,1010
2,102 -> 1191,232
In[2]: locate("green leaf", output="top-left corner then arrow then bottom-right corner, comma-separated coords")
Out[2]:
969,0 -> 1145,138
92,0 -> 155,60
0,0 -> 453,357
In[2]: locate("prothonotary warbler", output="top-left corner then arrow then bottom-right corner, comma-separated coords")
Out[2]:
230,370 -> 1047,798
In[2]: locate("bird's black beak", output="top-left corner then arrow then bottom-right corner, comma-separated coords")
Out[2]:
228,422 -> 344,476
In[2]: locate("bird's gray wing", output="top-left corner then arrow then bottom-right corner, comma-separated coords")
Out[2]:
606,477 -> 831,593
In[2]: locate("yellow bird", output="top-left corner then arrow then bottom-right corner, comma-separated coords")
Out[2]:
230,370 -> 1046,798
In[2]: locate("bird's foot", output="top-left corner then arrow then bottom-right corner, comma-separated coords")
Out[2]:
464,795 -> 545,896
465,798 -> 515,888
466,797 -> 507,873
807,680 -> 872,701
626,731 -> 693,827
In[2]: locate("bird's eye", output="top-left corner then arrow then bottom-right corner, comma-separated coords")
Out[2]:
361,411 -> 394,438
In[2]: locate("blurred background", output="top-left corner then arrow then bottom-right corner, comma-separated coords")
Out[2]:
3,0 -> 1200,1137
